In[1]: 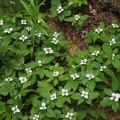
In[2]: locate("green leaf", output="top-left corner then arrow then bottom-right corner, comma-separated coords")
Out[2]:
87,109 -> 100,118
87,80 -> 96,91
1,35 -> 12,47
112,78 -> 120,90
104,88 -> 112,96
77,110 -> 87,120
46,109 -> 56,118
89,92 -> 100,99
77,97 -> 84,105
80,15 -> 89,21
112,102 -> 119,112
64,17 -> 74,22
70,93 -> 80,100
112,59 -> 120,70
100,97 -> 112,106
100,111 -> 107,120
43,70 -> 52,78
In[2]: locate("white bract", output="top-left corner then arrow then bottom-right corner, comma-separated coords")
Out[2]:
92,51 -> 100,56
100,66 -> 106,71
80,59 -> 87,65
26,27 -> 32,31
69,2 -> 73,5
110,93 -> 120,102
50,93 -> 57,100
25,68 -> 32,73
75,15 -> 80,20
35,32 -> 41,37
38,20 -> 41,23
21,20 -> 27,24
44,47 -> 53,54
40,102 -> 47,110
38,60 -> 42,66
110,38 -> 116,46
81,91 -> 89,99
33,114 -> 39,120
19,35 -> 28,42
65,112 -> 74,119
0,20 -> 3,25
10,1 -> 15,4
4,28 -> 13,33
62,89 -> 69,96
53,71 -> 59,77
95,28 -> 103,34
86,74 -> 95,80
12,105 -> 20,114
19,77 -> 27,84
57,6 -> 64,14
5,77 -> 13,82
51,37 -> 59,44
112,24 -> 119,28
70,73 -> 79,80
112,54 -> 115,60
53,32 -> 59,38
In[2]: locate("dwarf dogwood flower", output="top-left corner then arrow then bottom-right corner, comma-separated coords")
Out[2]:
112,54 -> 115,60
38,20 -> 41,23
4,28 -> 13,33
65,112 -> 74,119
53,32 -> 59,38
70,73 -> 79,80
57,6 -> 64,14
86,74 -> 95,80
25,68 -> 32,73
110,93 -> 120,102
21,20 -> 27,24
80,59 -> 87,65
44,47 -> 53,54
40,102 -> 46,110
35,32 -> 41,37
100,66 -> 106,71
5,77 -> 13,82
19,35 -> 28,42
92,51 -> 100,56
75,15 -> 80,20
95,28 -> 103,34
50,93 -> 57,100
112,24 -> 119,28
62,89 -> 69,96
38,60 -> 42,66
33,114 -> 39,120
26,27 -> 31,31
81,91 -> 89,99
0,20 -> 3,25
53,71 -> 59,77
12,105 -> 20,114
51,37 -> 59,44
110,38 -> 116,46
19,77 -> 27,83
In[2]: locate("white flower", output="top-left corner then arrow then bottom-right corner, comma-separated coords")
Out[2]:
0,20 -> 3,25
95,28 -> 103,34
40,102 -> 46,110
57,6 -> 64,14
110,93 -> 120,102
51,37 -> 59,44
38,60 -> 42,66
81,91 -> 89,99
112,24 -> 119,28
65,112 -> 74,119
26,27 -> 32,31
33,114 -> 39,120
44,47 -> 53,54
35,32 -> 41,37
91,51 -> 100,56
69,2 -> 73,6
112,54 -> 115,60
4,28 -> 13,33
53,71 -> 59,77
19,35 -> 28,41
70,73 -> 79,80
19,77 -> 27,83
10,1 -> 15,4
25,68 -> 32,73
53,32 -> 59,38
5,77 -> 13,82
12,105 -> 20,114
62,89 -> 69,96
110,38 -> 116,46
21,20 -> 27,24
50,93 -> 57,100
75,15 -> 80,20
80,59 -> 87,65
38,20 -> 41,23
100,66 -> 106,71
86,74 -> 95,80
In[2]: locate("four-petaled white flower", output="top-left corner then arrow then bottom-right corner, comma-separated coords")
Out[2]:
50,93 -> 57,100
35,32 -> 41,37
75,15 -> 80,20
44,47 -> 53,54
40,102 -> 47,110
21,20 -> 27,24
33,114 -> 39,120
62,89 -> 69,96
110,93 -> 120,102
26,27 -> 31,31
19,77 -> 27,84
4,28 -> 13,33
51,37 -> 59,44
81,91 -> 89,99
0,20 -> 3,25
100,66 -> 106,71
57,6 -> 64,14
53,32 -> 59,38
112,24 -> 119,28
69,2 -> 73,6
5,77 -> 13,82
86,74 -> 95,80
25,68 -> 32,73
112,54 -> 115,60
65,112 -> 74,119
70,73 -> 79,80
19,35 -> 28,41
80,59 -> 87,65
92,51 -> 100,56
95,28 -> 103,34
38,60 -> 42,66
53,71 -> 59,77
12,105 -> 20,114
110,38 -> 116,46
